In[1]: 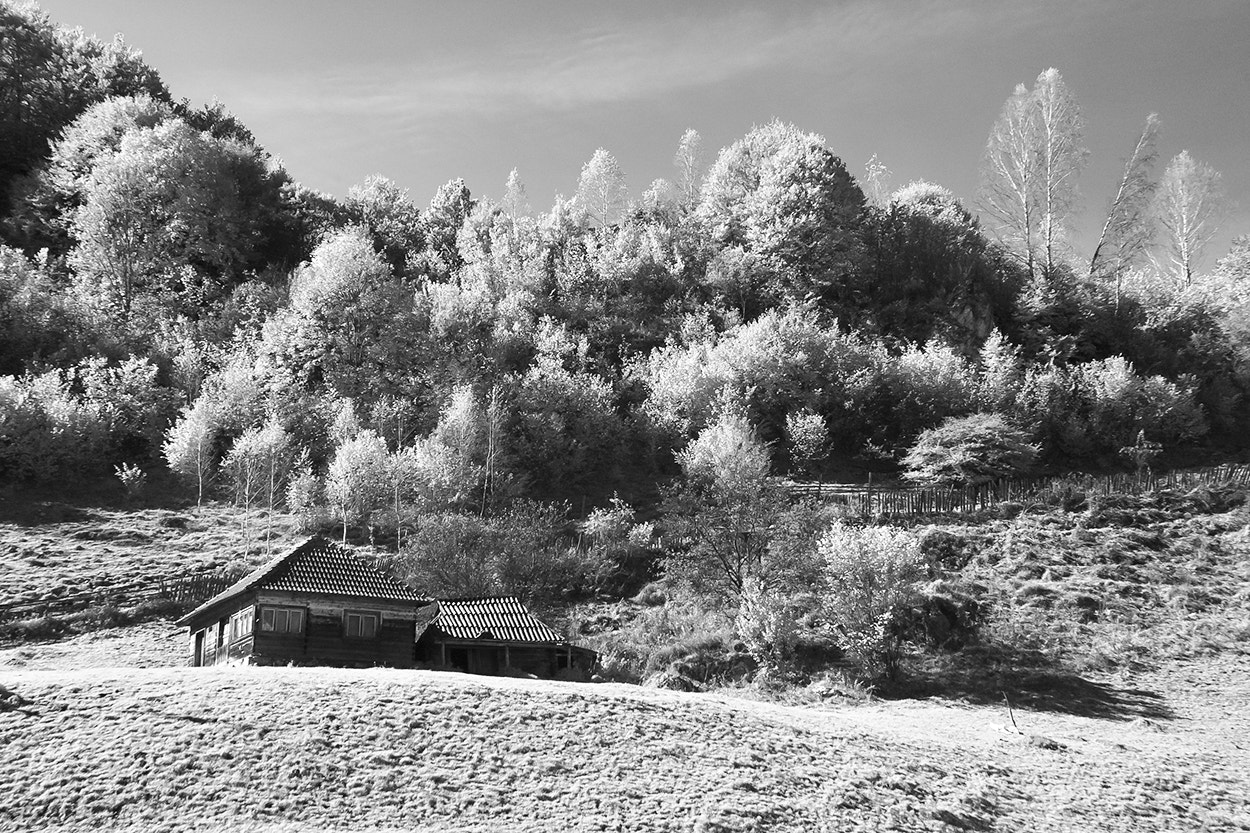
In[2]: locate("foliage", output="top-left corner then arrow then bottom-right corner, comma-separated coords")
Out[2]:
861,182 -> 1019,349
979,67 -> 1087,280
697,119 -> 866,308
1152,150 -> 1227,286
784,408 -> 829,477
902,413 -> 1038,487
0,3 -> 167,230
0,356 -> 177,482
820,522 -> 928,679
68,118 -> 282,329
663,412 -> 787,598
113,461 -> 146,499
396,501 -> 593,606
324,430 -> 389,541
574,148 -> 628,228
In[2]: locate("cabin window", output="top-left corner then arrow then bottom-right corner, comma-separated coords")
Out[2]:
345,611 -> 380,638
230,607 -> 254,642
259,606 -> 304,635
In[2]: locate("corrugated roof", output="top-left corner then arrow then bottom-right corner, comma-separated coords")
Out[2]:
430,596 -> 563,644
176,538 -> 428,626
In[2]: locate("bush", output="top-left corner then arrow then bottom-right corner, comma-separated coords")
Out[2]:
902,412 -> 1037,487
583,593 -> 739,685
820,522 -> 927,679
396,502 -> 602,606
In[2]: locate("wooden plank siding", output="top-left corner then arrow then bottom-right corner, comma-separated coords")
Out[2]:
186,592 -> 425,669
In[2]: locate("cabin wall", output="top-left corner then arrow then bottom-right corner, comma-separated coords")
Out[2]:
188,594 -> 257,667
247,592 -> 420,668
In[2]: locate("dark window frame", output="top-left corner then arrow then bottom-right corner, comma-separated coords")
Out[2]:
259,605 -> 305,635
344,610 -> 381,639
230,606 -> 255,642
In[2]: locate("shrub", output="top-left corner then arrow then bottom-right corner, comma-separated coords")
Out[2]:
114,462 -> 147,500
902,412 -> 1037,487
820,522 -> 927,679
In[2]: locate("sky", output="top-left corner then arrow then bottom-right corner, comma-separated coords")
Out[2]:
33,0 -> 1250,269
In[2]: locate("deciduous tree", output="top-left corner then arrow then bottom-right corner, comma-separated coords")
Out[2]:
663,412 -> 786,599
980,68 -> 1087,280
575,148 -> 628,228
1089,114 -> 1159,302
1152,150 -> 1226,286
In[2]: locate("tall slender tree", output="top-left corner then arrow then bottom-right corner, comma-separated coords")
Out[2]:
1033,68 -> 1088,275
501,168 -> 531,220
673,129 -> 704,213
980,68 -> 1087,280
1152,150 -> 1226,286
1089,113 -> 1159,306
863,154 -> 892,207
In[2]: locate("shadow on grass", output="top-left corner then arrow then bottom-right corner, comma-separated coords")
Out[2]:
880,648 -> 1175,722
0,473 -> 192,526
0,598 -> 194,644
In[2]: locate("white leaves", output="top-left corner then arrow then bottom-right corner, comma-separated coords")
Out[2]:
1152,150 -> 1226,285
677,411 -> 771,493
325,429 -> 390,522
979,68 -> 1088,277
574,148 -> 628,228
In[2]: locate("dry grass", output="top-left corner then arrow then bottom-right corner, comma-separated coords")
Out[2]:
1,654 -> 1248,832
928,489 -> 1250,674
0,502 -> 308,611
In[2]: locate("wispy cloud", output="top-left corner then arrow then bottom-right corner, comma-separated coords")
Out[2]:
234,1 -> 1044,128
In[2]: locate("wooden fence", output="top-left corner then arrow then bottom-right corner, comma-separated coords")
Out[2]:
789,463 -> 1250,518
0,567 -> 245,623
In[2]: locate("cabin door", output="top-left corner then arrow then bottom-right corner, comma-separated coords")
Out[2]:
193,631 -> 204,667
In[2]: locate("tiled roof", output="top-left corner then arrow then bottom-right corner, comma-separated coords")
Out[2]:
430,596 -> 563,644
176,538 -> 428,625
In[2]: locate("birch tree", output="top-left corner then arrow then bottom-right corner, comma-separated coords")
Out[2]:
980,82 -> 1039,278
162,399 -> 218,505
501,168 -> 531,220
574,148 -> 627,228
980,68 -> 1087,280
1033,68 -> 1087,275
1089,113 -> 1159,305
325,429 -> 389,544
222,419 -> 294,554
1152,150 -> 1226,286
673,129 -> 704,212
863,154 -> 893,207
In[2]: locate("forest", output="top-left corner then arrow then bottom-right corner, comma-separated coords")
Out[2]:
2,3 -> 1248,681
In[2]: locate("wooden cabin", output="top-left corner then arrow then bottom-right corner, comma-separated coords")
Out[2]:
416,596 -> 597,679
176,537 -> 433,668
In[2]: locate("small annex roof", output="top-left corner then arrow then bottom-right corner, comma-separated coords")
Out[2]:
428,596 -> 563,644
176,537 -> 429,626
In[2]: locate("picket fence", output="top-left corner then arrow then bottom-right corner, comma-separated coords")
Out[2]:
789,463 -> 1250,517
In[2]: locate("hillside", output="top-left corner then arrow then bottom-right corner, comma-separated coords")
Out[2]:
0,499 -> 306,618
2,655 -> 1248,833
2,483 -> 1249,832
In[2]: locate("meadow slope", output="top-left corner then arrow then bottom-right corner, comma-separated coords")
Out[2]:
2,648 -> 1249,833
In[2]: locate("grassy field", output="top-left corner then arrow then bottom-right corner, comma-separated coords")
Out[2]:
2,655 -> 1248,833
